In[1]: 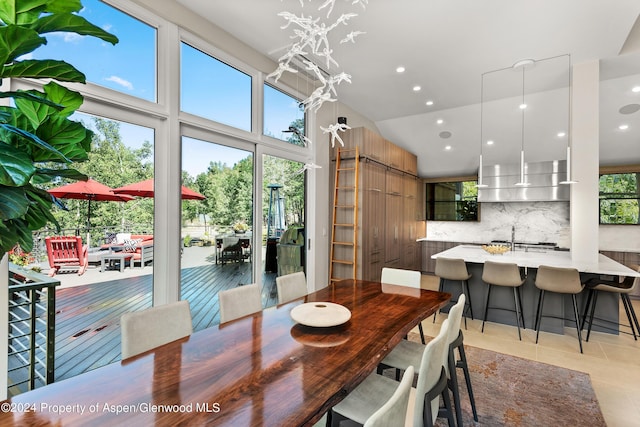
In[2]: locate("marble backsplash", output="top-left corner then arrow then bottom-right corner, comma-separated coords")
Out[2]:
425,202 -> 571,247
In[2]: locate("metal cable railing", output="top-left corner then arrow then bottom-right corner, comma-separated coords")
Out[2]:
7,265 -> 59,397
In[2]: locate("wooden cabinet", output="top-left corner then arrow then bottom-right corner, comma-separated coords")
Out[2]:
331,126 -> 386,162
361,162 -> 386,281
385,169 -> 403,264
421,241 -> 469,273
403,151 -> 418,175
331,127 -> 421,280
402,175 -> 419,270
386,141 -> 403,170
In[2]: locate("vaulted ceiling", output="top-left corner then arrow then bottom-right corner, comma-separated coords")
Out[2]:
178,0 -> 640,177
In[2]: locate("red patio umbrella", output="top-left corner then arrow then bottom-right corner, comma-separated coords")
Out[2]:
113,178 -> 206,200
48,178 -> 135,244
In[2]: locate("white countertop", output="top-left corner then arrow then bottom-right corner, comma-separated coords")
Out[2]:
431,245 -> 640,277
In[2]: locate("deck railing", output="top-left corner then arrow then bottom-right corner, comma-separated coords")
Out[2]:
7,264 -> 59,397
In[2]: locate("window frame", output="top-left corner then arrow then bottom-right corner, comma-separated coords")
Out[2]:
598,171 -> 640,225
262,81 -> 307,146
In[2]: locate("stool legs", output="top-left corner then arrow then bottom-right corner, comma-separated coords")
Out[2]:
482,284 -> 525,341
434,278 -> 472,330
481,284 -> 493,333
571,294 -> 584,353
622,294 -> 640,339
463,279 -> 474,323
583,289 -> 639,341
535,289 -> 583,354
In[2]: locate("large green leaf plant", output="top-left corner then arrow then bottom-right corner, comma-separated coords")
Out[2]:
0,0 -> 117,253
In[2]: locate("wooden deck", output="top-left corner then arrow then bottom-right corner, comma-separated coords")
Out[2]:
53,262 -> 277,382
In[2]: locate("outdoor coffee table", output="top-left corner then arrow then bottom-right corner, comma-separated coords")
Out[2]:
100,252 -> 133,272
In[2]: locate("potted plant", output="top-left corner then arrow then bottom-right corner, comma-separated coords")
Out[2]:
0,1 -> 118,255
233,221 -> 249,234
8,244 -> 32,269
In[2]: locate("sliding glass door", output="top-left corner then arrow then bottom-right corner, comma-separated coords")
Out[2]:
180,137 -> 254,330
261,154 -> 306,301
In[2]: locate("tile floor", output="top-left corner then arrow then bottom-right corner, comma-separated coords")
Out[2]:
420,274 -> 640,427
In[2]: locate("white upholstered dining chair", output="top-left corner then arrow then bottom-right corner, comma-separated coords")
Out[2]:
382,295 -> 469,427
218,283 -> 262,323
120,300 -> 193,359
330,319 -> 453,427
381,267 -> 425,344
276,271 -> 308,304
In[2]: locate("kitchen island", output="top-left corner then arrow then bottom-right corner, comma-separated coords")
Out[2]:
432,245 -> 640,334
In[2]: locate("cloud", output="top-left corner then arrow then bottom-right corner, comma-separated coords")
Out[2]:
63,33 -> 83,43
105,75 -> 134,90
46,31 -> 84,43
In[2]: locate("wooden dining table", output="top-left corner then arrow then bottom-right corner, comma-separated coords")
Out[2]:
0,279 -> 450,427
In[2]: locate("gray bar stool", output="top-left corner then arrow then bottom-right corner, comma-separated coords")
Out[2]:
434,257 -> 474,329
481,260 -> 526,340
581,266 -> 640,341
534,265 -> 584,353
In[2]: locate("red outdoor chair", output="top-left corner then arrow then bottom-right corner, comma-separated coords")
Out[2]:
45,236 -> 88,276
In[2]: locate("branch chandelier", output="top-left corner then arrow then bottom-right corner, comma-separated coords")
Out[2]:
268,0 -> 368,147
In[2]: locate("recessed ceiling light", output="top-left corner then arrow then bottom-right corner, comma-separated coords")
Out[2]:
425,100 -> 434,106
632,86 -> 640,93
557,132 -> 566,137
413,85 -> 421,92
396,66 -> 405,73
444,145 -> 452,150
436,119 -> 444,125
519,103 -> 527,110
486,140 -> 494,145
619,124 -> 629,130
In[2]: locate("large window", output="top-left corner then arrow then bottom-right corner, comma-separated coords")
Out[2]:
181,43 -> 252,131
263,84 -> 305,145
599,173 -> 640,224
425,181 -> 478,221
6,0 -> 314,391
26,0 -> 157,102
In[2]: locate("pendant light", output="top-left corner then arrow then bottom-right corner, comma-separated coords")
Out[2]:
560,54 -> 578,184
476,71 -> 488,188
514,60 -> 532,186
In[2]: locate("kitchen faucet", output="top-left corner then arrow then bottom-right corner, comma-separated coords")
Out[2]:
511,225 -> 515,251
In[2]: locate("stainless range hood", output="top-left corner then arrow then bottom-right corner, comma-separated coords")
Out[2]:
478,160 -> 569,202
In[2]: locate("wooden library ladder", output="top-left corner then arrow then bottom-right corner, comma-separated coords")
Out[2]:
329,146 -> 359,283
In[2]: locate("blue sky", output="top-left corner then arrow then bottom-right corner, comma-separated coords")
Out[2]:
25,0 -> 303,176
29,0 -> 156,101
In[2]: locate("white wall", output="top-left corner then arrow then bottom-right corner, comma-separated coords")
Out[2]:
570,60 -> 600,263
600,225 -> 640,252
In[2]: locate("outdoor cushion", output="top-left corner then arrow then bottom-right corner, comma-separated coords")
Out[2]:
116,233 -> 132,244
123,238 -> 142,252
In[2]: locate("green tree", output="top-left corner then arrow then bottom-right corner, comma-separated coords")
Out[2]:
263,155 -> 305,227
226,156 -> 253,225
0,0 -> 118,253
